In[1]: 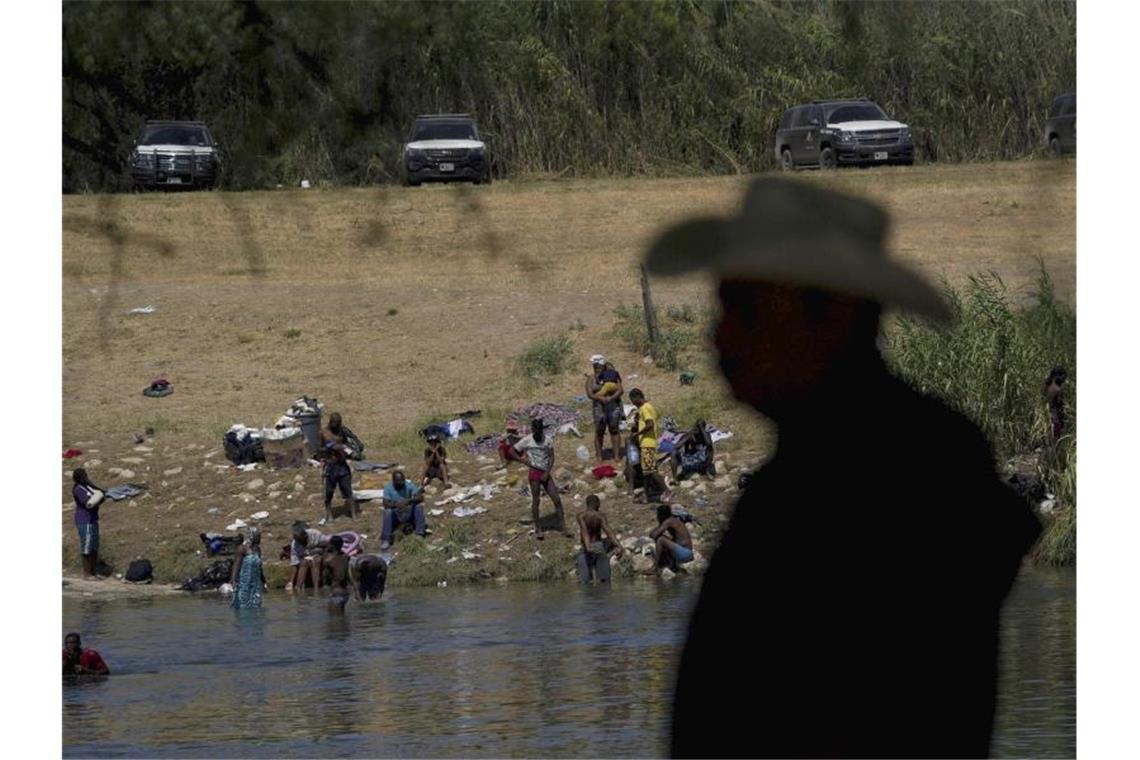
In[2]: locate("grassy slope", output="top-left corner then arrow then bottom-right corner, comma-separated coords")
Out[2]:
61,161 -> 1075,586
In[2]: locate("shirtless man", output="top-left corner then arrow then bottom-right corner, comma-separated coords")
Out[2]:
576,494 -> 625,583
646,504 -> 694,575
324,535 -> 357,614
320,412 -> 357,522
422,434 -> 450,488
350,554 -> 389,602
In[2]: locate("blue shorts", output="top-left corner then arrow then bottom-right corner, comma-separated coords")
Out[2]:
77,523 -> 99,555
673,544 -> 694,564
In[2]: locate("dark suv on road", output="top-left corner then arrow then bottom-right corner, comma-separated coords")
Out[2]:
402,114 -> 491,186
1045,92 -> 1076,156
128,120 -> 219,189
774,99 -> 913,170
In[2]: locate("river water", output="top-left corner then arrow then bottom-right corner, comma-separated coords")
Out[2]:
63,567 -> 1074,758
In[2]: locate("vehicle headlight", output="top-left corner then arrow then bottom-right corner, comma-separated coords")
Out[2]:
900,127 -> 912,141
838,130 -> 855,143
406,147 -> 425,158
129,151 -> 153,168
194,154 -> 214,166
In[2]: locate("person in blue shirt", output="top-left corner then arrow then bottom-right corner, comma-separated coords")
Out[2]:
380,470 -> 427,550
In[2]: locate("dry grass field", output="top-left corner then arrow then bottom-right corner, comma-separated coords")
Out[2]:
60,160 -> 1075,586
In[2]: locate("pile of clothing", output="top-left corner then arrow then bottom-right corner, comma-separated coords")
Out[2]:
505,403 -> 580,435
420,418 -> 475,440
142,377 -> 173,398
464,434 -> 500,455
179,559 -> 233,592
223,425 -> 265,465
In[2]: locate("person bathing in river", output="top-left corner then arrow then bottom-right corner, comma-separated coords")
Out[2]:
324,535 -> 357,614
576,494 -> 624,583
350,553 -> 389,602
287,522 -> 331,592
63,633 -> 109,676
230,528 -> 267,609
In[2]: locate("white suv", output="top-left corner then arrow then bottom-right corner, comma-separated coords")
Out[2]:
402,114 -> 491,186
774,99 -> 914,170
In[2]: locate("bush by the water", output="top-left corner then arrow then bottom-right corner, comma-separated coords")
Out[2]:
883,267 -> 1075,564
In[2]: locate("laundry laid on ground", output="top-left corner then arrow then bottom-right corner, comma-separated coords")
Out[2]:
453,505 -> 488,517
128,305 -> 157,315
420,418 -> 476,440
143,377 -> 173,398
506,403 -> 580,434
179,559 -> 233,592
200,533 -> 244,556
592,464 -> 618,479
352,489 -> 386,501
708,426 -> 733,443
352,461 -> 396,472
464,434 -> 500,455
62,448 -> 83,459
105,484 -> 147,501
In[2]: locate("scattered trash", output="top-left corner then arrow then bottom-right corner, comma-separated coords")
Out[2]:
533,551 -> 543,559
300,179 -> 311,189
437,580 -> 448,588
576,445 -> 590,462
461,551 -> 481,560
237,463 -> 259,472
226,519 -> 248,531
250,511 -> 270,520
679,370 -> 697,385
219,582 -> 234,595
128,305 -> 157,315
62,448 -> 83,459
429,509 -> 444,516
694,497 -> 708,508
446,556 -> 459,564
207,507 -> 220,514
453,505 -> 489,518
572,394 -> 589,403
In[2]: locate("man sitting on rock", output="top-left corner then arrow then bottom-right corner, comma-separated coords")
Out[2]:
380,469 -> 427,550
287,522 -> 331,592
645,503 -> 694,576
576,494 -> 625,583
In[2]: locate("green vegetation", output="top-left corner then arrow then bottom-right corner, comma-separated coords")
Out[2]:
63,1 -> 1074,191
884,267 -> 1076,564
612,303 -> 701,371
516,334 -> 574,381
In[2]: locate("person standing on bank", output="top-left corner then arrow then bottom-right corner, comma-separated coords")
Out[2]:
514,417 -> 568,541
320,412 -> 357,522
646,177 -> 1042,759
585,354 -> 624,461
71,469 -> 106,579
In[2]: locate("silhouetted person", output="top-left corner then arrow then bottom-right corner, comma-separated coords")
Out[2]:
1044,365 -> 1068,441
646,177 -> 1041,759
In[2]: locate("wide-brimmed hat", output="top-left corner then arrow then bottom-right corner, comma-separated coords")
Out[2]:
589,354 -> 607,366
644,177 -> 951,323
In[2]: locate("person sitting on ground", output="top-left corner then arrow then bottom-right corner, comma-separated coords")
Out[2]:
287,522 -> 331,592
350,553 -> 389,602
422,434 -> 450,488
320,412 -> 358,522
497,421 -> 525,469
671,419 -> 716,483
380,470 -> 427,550
324,535 -> 357,615
62,633 -> 110,676
514,417 -> 569,541
71,468 -> 107,580
629,388 -> 671,503
229,528 -> 267,609
576,495 -> 625,583
585,354 -> 624,462
646,503 -> 694,576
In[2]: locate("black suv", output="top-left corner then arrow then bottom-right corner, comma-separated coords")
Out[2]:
774,99 -> 913,170
128,120 -> 219,190
402,114 -> 491,186
1045,93 -> 1076,156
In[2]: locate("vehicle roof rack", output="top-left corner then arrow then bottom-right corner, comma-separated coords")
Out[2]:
415,113 -> 473,120
811,98 -> 870,104
144,120 -> 208,125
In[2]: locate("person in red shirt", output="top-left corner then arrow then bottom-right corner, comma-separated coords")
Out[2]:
62,633 -> 110,676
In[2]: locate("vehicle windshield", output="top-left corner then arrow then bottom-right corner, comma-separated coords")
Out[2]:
826,104 -> 889,124
411,122 -> 477,141
139,126 -> 211,146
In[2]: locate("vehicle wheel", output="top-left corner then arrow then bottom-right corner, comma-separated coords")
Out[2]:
779,149 -> 794,171
404,176 -> 421,187
1048,136 -> 1062,157
819,147 -> 836,170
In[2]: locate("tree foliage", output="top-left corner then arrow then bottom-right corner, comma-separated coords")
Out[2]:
63,0 -> 1076,191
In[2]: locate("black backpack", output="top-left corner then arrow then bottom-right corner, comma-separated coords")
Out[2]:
125,558 -> 154,583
